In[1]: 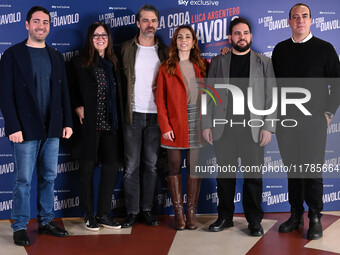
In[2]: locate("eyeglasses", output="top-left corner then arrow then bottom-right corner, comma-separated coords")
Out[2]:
92,33 -> 108,39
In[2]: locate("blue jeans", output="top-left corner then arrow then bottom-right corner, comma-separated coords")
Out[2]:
11,138 -> 60,231
124,112 -> 160,214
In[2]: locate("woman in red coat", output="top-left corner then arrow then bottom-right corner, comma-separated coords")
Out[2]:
156,25 -> 206,230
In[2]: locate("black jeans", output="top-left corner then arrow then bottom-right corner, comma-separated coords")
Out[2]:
276,115 -> 327,217
78,131 -> 119,216
123,112 -> 160,214
214,130 -> 264,224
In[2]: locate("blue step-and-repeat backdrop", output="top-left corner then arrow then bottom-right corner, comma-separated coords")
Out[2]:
0,0 -> 339,219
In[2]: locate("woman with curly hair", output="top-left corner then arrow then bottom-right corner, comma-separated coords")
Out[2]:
156,25 -> 206,230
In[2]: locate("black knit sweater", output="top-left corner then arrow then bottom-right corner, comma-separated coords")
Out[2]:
272,36 -> 340,116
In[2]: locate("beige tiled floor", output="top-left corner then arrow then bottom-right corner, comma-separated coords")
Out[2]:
0,220 -> 27,255
168,216 -> 277,255
62,218 -> 131,236
1,213 -> 340,255
323,211 -> 340,217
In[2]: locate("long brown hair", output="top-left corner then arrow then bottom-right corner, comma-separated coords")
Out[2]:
81,22 -> 117,68
165,25 -> 206,77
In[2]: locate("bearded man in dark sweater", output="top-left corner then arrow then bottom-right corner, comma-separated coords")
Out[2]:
272,3 -> 340,240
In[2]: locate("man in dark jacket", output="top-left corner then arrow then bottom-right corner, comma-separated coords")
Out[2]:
120,4 -> 168,228
0,6 -> 73,246
202,17 -> 276,236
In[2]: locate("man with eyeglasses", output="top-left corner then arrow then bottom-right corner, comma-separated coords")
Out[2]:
120,4 -> 168,228
272,3 -> 340,240
0,6 -> 73,246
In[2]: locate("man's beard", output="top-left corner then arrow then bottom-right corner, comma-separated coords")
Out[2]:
143,27 -> 156,37
232,39 -> 252,52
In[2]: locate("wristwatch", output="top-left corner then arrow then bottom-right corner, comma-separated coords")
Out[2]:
325,112 -> 334,119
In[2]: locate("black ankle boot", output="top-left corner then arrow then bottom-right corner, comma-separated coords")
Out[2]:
279,209 -> 304,233
307,214 -> 322,240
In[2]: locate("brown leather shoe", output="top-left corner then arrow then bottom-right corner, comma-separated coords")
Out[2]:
166,174 -> 185,230
186,176 -> 201,230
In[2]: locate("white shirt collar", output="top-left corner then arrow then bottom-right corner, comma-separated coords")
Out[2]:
291,32 -> 313,43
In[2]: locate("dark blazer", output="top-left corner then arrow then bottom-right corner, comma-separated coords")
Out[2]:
202,50 -> 277,143
68,55 -> 124,161
0,40 -> 73,140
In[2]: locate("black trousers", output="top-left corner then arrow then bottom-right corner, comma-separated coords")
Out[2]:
276,115 -> 327,217
214,129 -> 264,224
78,131 -> 119,216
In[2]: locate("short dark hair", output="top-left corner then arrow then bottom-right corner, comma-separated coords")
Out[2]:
26,6 -> 50,22
289,3 -> 311,19
229,17 -> 252,35
136,4 -> 159,22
